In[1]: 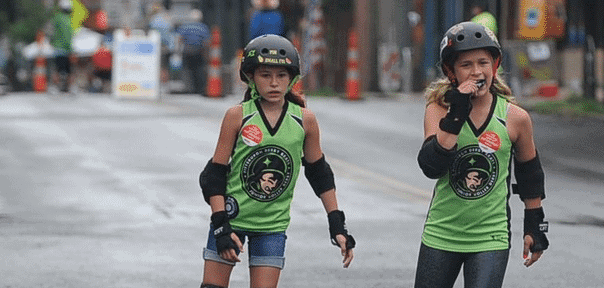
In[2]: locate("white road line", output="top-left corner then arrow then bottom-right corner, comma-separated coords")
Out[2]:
329,157 -> 431,202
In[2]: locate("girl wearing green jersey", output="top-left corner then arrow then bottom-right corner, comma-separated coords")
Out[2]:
199,34 -> 355,288
416,22 -> 549,288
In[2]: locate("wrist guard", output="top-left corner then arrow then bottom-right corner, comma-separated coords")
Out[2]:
439,89 -> 472,135
327,210 -> 356,249
211,211 -> 237,254
200,159 -> 230,204
524,207 -> 549,253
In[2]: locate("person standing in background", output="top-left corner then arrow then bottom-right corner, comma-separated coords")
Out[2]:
176,9 -> 210,96
470,1 -> 498,35
149,2 -> 175,93
249,0 -> 285,40
50,0 -> 75,93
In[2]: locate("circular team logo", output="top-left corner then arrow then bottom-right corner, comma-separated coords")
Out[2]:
449,145 -> 499,199
240,145 -> 294,202
225,196 -> 239,219
241,125 -> 263,146
478,131 -> 501,154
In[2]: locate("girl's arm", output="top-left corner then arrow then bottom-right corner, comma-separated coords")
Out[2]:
208,105 -> 243,213
204,105 -> 244,262
302,108 -> 354,268
508,104 -> 549,267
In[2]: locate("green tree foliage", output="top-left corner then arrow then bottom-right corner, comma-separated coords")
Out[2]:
0,0 -> 52,44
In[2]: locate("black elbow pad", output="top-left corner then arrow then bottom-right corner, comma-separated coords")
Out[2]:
417,135 -> 456,179
513,152 -> 546,201
303,154 -> 335,197
199,158 -> 230,204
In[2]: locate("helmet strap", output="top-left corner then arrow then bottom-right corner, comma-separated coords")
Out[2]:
248,81 -> 261,100
287,75 -> 301,92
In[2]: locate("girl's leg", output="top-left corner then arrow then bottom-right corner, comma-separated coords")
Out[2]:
202,260 -> 234,287
463,249 -> 509,288
247,232 -> 287,288
414,243 -> 464,288
249,266 -> 281,288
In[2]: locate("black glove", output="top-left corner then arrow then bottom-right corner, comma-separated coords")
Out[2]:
327,210 -> 356,250
439,89 -> 472,135
524,207 -> 549,253
211,211 -> 237,254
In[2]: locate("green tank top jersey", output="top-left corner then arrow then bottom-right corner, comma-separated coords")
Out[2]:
422,95 -> 513,252
226,99 -> 305,232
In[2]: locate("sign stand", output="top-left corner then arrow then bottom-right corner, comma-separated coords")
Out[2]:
112,29 -> 161,100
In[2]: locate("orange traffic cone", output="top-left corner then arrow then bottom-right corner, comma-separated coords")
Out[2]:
207,26 -> 222,97
33,31 -> 47,92
33,56 -> 47,92
346,28 -> 360,100
291,34 -> 303,95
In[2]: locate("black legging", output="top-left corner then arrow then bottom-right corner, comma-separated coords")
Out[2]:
414,243 -> 510,288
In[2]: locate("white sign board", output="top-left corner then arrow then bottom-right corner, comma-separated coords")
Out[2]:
378,43 -> 401,93
112,29 -> 161,99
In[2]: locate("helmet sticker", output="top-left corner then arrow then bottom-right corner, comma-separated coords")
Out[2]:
440,36 -> 448,51
242,125 -> 263,146
449,24 -> 464,35
286,58 -> 292,64
449,145 -> 499,199
269,49 -> 278,55
258,55 -> 264,63
485,28 -> 499,45
247,50 -> 256,57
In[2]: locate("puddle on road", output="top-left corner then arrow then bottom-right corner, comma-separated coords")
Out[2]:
556,215 -> 604,228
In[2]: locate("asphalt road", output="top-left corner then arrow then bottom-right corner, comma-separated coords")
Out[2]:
0,92 -> 603,287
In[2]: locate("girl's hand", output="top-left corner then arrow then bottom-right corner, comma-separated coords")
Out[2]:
523,235 -> 543,267
335,234 -> 354,268
457,79 -> 481,95
219,233 -> 244,263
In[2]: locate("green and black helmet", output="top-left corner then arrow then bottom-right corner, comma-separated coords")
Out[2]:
240,34 -> 301,83
439,22 -> 501,76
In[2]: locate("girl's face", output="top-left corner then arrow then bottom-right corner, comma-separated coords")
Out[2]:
453,49 -> 495,98
252,65 -> 291,103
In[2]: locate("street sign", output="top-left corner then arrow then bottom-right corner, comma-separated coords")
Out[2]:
112,29 -> 161,99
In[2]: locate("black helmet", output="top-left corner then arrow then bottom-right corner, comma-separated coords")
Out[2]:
240,34 -> 301,83
439,22 -> 501,74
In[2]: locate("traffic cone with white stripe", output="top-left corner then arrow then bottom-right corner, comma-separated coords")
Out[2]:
291,34 -> 303,95
346,28 -> 360,100
33,57 -> 47,93
33,31 -> 47,93
207,26 -> 222,97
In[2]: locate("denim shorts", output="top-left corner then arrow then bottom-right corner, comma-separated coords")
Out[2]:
203,225 -> 287,269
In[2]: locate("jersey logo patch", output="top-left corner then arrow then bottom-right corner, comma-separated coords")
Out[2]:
241,145 -> 294,202
225,196 -> 239,219
241,124 -> 263,146
449,145 -> 499,199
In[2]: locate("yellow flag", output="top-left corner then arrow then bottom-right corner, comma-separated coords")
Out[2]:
71,0 -> 89,32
